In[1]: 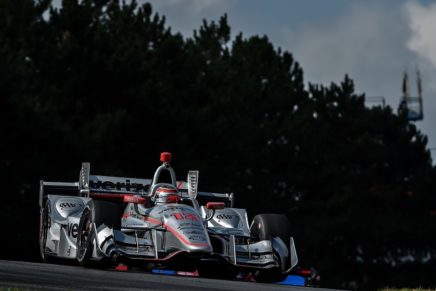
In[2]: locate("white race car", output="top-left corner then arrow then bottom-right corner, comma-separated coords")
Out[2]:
39,152 -> 298,282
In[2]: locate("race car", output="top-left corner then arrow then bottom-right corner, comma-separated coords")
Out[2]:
39,152 -> 298,282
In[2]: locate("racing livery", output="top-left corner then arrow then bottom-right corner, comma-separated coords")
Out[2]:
39,152 -> 298,282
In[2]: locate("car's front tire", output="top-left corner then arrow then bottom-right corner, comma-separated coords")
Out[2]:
250,213 -> 292,283
76,200 -> 121,268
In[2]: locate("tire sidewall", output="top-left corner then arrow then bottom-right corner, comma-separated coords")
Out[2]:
250,213 -> 292,283
251,213 -> 292,246
76,206 -> 93,266
39,202 -> 51,262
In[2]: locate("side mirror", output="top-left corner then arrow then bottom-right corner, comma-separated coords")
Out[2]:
206,202 -> 225,210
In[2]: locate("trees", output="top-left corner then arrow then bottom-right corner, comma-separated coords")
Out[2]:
1,1 -> 435,288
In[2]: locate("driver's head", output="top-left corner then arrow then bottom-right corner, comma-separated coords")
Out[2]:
154,186 -> 180,205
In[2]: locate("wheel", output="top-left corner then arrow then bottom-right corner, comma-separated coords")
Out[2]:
250,214 -> 292,283
76,200 -> 121,268
39,202 -> 55,263
250,213 -> 292,245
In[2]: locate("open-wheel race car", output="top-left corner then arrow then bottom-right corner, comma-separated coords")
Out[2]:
39,152 -> 298,282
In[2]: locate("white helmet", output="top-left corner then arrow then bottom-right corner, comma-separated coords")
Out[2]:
154,186 -> 180,205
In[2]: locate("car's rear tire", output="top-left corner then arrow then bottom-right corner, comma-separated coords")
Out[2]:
76,200 -> 121,268
39,202 -> 55,263
250,213 -> 292,283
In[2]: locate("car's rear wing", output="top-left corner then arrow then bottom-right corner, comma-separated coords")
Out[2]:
39,181 -> 79,208
40,162 -> 235,208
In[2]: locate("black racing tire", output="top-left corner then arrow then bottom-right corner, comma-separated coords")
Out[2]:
76,200 -> 121,268
39,202 -> 55,263
250,213 -> 292,283
252,267 -> 287,283
250,213 -> 292,245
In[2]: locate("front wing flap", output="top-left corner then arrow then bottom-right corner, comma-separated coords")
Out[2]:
212,235 -> 298,272
91,224 -> 200,261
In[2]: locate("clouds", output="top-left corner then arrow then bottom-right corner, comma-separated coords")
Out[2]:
406,2 -> 436,69
404,1 -> 436,152
287,2 -> 415,103
149,0 -> 232,14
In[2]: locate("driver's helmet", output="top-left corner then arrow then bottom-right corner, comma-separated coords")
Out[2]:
154,185 -> 181,205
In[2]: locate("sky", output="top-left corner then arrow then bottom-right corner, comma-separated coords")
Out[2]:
143,0 -> 436,160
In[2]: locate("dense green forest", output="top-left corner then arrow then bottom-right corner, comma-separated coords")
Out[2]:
1,0 -> 436,289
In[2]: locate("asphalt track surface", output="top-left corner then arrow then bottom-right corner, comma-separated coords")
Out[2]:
0,260 -> 344,291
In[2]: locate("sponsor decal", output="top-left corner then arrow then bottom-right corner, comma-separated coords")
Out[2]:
171,212 -> 199,221
177,226 -> 204,232
66,223 -> 79,238
123,195 -> 145,204
216,214 -> 235,220
144,217 -> 209,247
178,229 -> 204,235
59,202 -> 80,210
188,235 -> 206,241
90,179 -> 150,192
176,223 -> 204,231
55,198 -> 84,218
158,206 -> 186,214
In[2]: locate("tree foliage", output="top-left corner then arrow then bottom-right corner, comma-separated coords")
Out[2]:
1,1 -> 435,289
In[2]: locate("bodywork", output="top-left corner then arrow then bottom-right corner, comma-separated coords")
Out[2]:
39,159 -> 298,275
